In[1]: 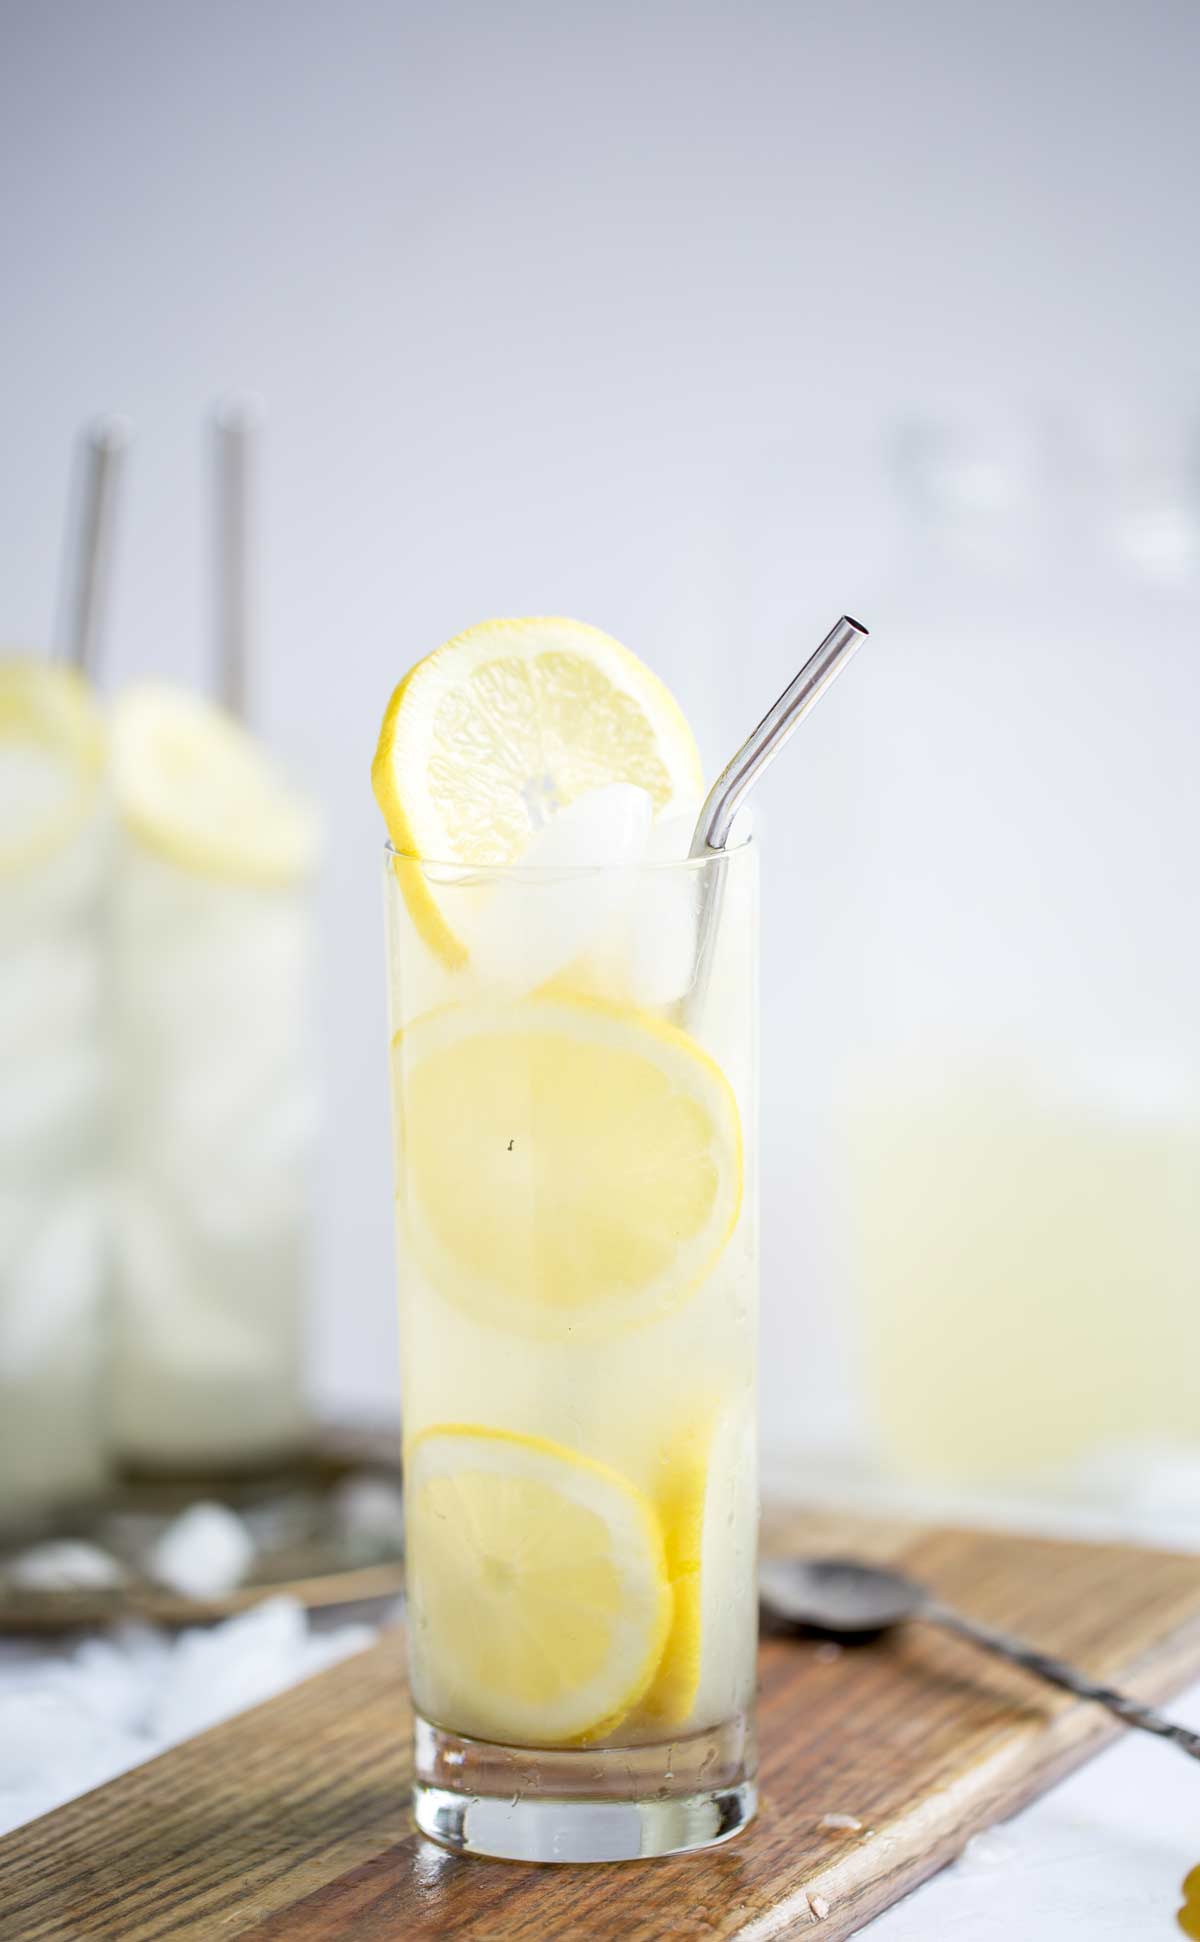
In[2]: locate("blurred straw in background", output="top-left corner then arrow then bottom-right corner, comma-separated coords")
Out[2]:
0,423 -> 121,1528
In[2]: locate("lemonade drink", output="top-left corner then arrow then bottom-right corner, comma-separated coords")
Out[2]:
850,1054 -> 1200,1485
375,620 -> 758,1862
108,684 -> 320,1469
0,662 -> 109,1523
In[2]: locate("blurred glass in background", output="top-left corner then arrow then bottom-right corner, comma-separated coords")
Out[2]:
108,684 -> 320,1472
0,662 -> 110,1523
837,400 -> 1200,1520
0,417 -> 322,1548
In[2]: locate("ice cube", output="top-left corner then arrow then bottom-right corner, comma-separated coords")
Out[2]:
147,1596 -> 308,1741
635,804 -> 756,1014
644,801 -> 702,863
464,786 -> 653,994
147,1502 -> 255,1600
624,867 -> 702,1009
956,1830 -> 1021,1876
605,795 -> 714,1009
297,1621 -> 376,1677
147,1599 -> 374,1745
67,1626 -> 172,1734
333,1476 -> 406,1561
7,1541 -> 126,1592
0,1688 -> 145,1834
0,1597 -> 377,1838
519,785 -> 653,868
240,1489 -> 323,1551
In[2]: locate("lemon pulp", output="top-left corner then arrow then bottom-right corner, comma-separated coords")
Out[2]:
371,616 -> 703,964
111,682 -> 319,884
394,992 -> 742,1342
0,660 -> 104,874
405,1424 -> 671,1746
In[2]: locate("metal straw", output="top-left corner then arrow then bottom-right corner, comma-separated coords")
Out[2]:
690,616 -> 869,856
683,616 -> 869,1025
59,419 -> 128,678
212,401 -> 257,721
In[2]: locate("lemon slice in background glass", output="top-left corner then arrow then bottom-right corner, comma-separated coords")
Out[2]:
112,682 -> 320,884
0,660 -> 104,875
405,1423 -> 672,1746
394,991 -> 743,1342
371,616 -> 704,966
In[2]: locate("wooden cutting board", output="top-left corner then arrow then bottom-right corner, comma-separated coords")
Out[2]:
4,1508 -> 1200,1942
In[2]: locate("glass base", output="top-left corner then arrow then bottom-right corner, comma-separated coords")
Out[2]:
413,1711 -> 757,1863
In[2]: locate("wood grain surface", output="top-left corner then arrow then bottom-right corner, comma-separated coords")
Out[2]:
4,1510 -> 1200,1942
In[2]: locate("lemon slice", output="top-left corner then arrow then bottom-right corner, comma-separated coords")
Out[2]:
641,1402 -> 756,1728
394,992 -> 742,1342
111,682 -> 320,884
371,617 -> 704,965
405,1423 -> 671,1745
0,659 -> 104,875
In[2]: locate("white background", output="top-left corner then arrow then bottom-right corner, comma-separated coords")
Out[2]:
3,0 -> 1199,1456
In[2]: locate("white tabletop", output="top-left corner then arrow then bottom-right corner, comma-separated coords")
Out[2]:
862,1675 -> 1200,1938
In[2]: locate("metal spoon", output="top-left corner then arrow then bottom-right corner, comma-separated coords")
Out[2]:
760,1556 -> 1200,1763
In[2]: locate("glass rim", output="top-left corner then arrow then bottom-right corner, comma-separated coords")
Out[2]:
383,828 -> 755,879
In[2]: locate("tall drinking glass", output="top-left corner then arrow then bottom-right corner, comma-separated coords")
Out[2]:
109,839 -> 317,1468
107,685 -> 319,1473
384,837 -> 758,1863
0,661 -> 109,1528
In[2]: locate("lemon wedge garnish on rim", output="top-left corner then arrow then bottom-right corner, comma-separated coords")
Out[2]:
371,616 -> 704,966
405,1423 -> 672,1746
393,991 -> 743,1342
112,682 -> 320,884
0,659 -> 104,875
